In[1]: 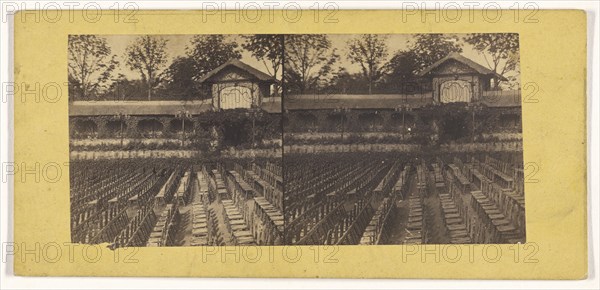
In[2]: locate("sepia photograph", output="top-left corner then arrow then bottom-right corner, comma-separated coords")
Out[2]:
283,33 -> 525,245
68,34 -> 283,247
8,4 -> 594,283
68,33 -> 526,247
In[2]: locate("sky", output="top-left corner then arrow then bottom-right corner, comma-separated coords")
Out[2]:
97,34 -> 517,82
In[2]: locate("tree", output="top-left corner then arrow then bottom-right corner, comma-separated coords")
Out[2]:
464,33 -> 520,88
163,56 -> 200,100
242,34 -> 284,95
164,35 -> 241,100
68,35 -> 118,100
385,51 -> 419,81
410,34 -> 463,73
314,49 -> 340,91
187,35 -> 242,80
125,35 -> 169,101
346,34 -> 389,94
324,70 -> 370,94
382,50 -> 424,94
104,75 -> 150,101
242,34 -> 283,78
284,34 -> 338,94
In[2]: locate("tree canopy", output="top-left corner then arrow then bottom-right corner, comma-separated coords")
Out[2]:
163,35 -> 242,100
464,33 -> 520,88
69,33 -> 521,101
284,34 -> 339,94
124,36 -> 169,100
409,34 -> 463,73
187,35 -> 242,80
242,34 -> 284,78
68,35 -> 118,100
346,34 -> 389,94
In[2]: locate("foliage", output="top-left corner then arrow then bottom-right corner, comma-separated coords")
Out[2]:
162,56 -> 205,100
188,127 -> 214,151
284,133 -> 420,145
70,140 -> 183,151
194,109 -> 281,148
124,36 -> 169,100
464,33 -> 520,88
157,35 -> 244,101
187,35 -> 242,80
321,69 -> 371,94
242,34 -> 284,78
101,76 -> 146,101
68,35 -> 118,101
345,34 -> 389,94
71,110 -> 282,151
284,34 -> 339,94
320,34 -> 462,95
381,50 -> 428,93
409,34 -> 463,73
242,34 -> 284,95
69,33 -> 521,102
160,35 -> 242,100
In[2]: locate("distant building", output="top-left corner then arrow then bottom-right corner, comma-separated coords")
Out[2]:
199,59 -> 278,110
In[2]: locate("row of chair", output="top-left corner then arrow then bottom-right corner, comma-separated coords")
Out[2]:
147,203 -> 179,247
